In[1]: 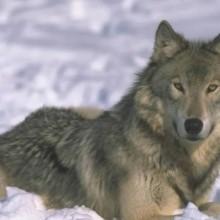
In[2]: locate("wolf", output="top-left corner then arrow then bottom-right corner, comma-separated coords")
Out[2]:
0,21 -> 220,220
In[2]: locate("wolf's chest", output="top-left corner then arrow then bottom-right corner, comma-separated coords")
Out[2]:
165,158 -> 219,207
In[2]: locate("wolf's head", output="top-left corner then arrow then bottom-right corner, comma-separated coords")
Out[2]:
135,21 -> 220,144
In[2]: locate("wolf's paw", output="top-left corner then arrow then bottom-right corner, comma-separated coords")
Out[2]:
174,203 -> 211,220
199,202 -> 220,219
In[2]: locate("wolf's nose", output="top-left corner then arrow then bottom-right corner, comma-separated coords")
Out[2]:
184,118 -> 203,135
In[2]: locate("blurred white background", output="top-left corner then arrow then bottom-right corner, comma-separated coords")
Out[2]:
0,0 -> 220,133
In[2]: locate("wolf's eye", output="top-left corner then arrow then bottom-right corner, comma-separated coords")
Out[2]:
207,84 -> 218,93
173,82 -> 184,93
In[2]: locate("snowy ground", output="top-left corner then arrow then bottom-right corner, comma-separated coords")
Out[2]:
0,0 -> 220,219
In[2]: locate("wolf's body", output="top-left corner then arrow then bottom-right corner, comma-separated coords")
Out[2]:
0,21 -> 220,220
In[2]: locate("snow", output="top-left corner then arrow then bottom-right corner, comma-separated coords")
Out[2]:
0,187 -> 104,220
0,0 -> 220,219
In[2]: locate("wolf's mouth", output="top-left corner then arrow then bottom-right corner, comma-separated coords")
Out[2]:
185,136 -> 201,142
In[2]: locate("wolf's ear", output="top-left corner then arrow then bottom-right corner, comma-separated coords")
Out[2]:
211,34 -> 220,54
152,21 -> 187,62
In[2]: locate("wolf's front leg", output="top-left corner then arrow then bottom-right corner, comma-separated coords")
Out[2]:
119,177 -> 179,220
199,202 -> 220,218
120,206 -> 178,220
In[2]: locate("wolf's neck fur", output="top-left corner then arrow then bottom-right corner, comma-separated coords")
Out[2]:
112,83 -> 163,169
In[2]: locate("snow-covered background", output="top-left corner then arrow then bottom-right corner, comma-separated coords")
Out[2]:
1,0 -> 220,219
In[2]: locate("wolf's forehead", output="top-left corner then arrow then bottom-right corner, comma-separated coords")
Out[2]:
184,64 -> 210,79
175,50 -> 220,80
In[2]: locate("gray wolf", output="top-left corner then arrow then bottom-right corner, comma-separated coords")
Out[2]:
0,21 -> 220,220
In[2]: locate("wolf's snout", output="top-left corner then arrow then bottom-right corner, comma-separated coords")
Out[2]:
184,118 -> 203,135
